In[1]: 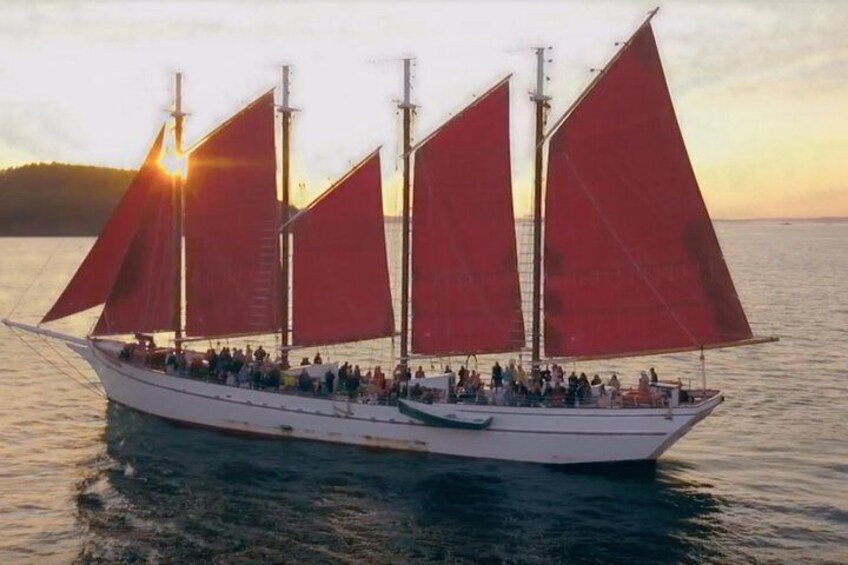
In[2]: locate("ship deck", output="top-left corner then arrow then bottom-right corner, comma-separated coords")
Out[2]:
98,341 -> 716,411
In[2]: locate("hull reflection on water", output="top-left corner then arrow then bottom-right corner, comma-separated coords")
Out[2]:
74,402 -> 727,564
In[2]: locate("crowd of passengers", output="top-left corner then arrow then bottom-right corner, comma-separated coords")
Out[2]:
446,362 -> 668,407
119,339 -> 681,407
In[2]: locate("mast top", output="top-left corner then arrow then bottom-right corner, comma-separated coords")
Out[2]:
530,47 -> 551,103
398,58 -> 416,110
171,72 -> 187,118
277,65 -> 298,114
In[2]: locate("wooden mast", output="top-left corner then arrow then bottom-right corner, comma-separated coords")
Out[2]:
278,65 -> 294,368
399,58 -> 415,376
172,72 -> 186,352
530,49 -> 549,377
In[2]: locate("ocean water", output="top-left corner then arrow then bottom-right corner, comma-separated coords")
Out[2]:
0,221 -> 846,564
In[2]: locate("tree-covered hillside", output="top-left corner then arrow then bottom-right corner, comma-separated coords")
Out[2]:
0,163 -> 136,236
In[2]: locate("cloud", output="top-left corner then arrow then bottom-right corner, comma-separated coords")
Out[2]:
0,103 -> 82,164
0,0 -> 846,218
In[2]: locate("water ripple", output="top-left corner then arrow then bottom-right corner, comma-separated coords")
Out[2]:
1,225 -> 847,564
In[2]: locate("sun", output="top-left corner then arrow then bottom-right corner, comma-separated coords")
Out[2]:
158,140 -> 188,179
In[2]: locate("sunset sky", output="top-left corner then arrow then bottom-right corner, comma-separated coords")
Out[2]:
0,0 -> 845,218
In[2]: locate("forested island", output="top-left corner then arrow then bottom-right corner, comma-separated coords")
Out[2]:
0,163 -> 135,236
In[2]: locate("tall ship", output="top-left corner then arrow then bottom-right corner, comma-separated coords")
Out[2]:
4,11 -> 776,465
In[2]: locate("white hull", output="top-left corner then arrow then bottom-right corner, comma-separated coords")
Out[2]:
65,340 -> 723,465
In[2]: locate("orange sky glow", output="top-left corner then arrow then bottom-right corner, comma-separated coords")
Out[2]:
0,0 -> 845,219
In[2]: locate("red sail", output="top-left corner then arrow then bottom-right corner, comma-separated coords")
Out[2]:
544,23 -> 752,359
184,91 -> 281,337
411,79 -> 525,355
42,127 -> 166,323
92,167 -> 177,335
291,150 -> 394,346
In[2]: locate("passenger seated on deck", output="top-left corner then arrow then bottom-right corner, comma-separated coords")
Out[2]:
469,370 -> 481,392
190,356 -> 204,377
415,366 -> 426,379
515,364 -> 527,392
346,371 -> 360,395
577,374 -> 592,403
503,361 -> 515,390
175,352 -> 187,375
527,381 -> 542,406
219,347 -> 232,372
549,383 -> 564,406
165,352 -> 177,374
231,351 -> 244,375
297,370 -> 312,392
238,364 -> 251,387
492,362 -> 503,390
373,366 -> 385,387
639,371 -> 650,391
265,365 -> 281,390
516,379 -> 529,396
457,366 -> 468,388
314,351 -> 323,364
650,367 -> 658,384
550,366 -> 562,390
207,348 -> 218,376
565,377 -> 577,407
388,380 -> 400,401
607,373 -> 621,395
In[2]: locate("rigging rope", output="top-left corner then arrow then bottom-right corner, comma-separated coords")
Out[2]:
39,333 -> 102,391
6,239 -> 63,319
9,327 -> 105,399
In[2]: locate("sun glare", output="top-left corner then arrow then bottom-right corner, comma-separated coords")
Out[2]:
158,146 -> 188,179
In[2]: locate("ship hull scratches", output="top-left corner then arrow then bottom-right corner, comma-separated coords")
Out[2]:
71,341 -> 722,465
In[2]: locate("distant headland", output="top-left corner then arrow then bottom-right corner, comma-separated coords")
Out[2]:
0,162 -> 298,236
0,163 -> 135,236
